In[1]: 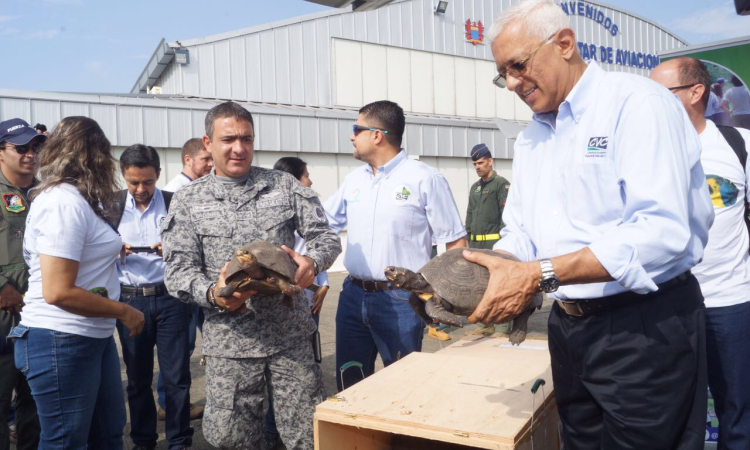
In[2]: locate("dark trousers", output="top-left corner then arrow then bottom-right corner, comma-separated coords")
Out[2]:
0,353 -> 39,450
548,275 -> 707,450
116,293 -> 193,450
705,301 -> 750,450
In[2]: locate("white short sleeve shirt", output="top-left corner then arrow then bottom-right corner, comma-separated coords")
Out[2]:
21,184 -> 122,338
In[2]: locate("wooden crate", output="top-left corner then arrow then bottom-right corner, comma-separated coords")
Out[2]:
315,337 -> 559,450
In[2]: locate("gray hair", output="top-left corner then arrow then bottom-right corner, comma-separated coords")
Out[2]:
204,101 -> 255,140
488,0 -> 570,44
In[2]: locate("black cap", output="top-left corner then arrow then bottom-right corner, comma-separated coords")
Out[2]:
0,118 -> 46,145
470,143 -> 492,161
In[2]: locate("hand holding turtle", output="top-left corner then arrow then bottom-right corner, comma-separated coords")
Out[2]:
120,304 -> 145,337
281,245 -> 315,289
215,262 -> 257,312
0,284 -> 24,314
311,285 -> 329,315
463,250 -> 541,325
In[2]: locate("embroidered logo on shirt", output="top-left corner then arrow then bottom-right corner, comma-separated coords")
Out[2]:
2,194 -> 25,213
394,186 -> 411,201
706,175 -> 739,208
586,136 -> 608,159
348,189 -> 361,203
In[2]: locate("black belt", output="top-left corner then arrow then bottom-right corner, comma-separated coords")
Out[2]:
350,277 -> 394,293
120,283 -> 168,297
556,271 -> 692,318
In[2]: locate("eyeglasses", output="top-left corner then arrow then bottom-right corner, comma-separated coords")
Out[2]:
9,141 -> 43,155
493,32 -> 558,88
352,125 -> 389,135
666,84 -> 697,92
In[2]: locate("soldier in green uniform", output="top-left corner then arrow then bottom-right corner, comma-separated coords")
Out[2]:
0,119 -> 41,450
465,143 -> 511,336
466,143 -> 510,250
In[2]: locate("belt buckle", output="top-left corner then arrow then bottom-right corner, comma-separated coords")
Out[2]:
143,286 -> 157,297
558,300 -> 585,317
364,281 -> 376,292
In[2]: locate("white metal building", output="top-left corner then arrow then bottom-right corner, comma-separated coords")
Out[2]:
0,0 -> 687,268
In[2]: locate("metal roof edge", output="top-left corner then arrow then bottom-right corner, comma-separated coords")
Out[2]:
576,0 -> 689,45
167,8 -> 345,48
659,35 -> 750,57
130,38 -> 173,94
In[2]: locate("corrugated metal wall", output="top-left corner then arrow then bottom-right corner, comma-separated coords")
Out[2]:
150,0 -> 685,107
0,92 -> 510,159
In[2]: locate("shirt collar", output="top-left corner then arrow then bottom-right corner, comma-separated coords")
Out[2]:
181,172 -> 194,182
366,150 -> 407,177
126,188 -> 161,212
533,61 -> 605,127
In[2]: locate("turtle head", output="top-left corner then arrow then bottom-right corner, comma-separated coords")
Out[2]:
384,266 -> 409,286
235,249 -> 258,269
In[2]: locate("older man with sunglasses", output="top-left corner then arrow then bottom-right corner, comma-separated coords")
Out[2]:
463,1 -> 714,449
0,118 -> 42,450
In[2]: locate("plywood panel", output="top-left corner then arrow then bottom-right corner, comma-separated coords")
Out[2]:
315,337 -> 556,449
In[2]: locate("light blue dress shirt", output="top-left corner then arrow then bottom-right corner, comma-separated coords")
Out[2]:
324,150 -> 466,281
117,188 -> 168,286
494,62 -> 714,300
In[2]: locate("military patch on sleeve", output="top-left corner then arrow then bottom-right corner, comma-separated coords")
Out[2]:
2,193 -> 26,213
316,206 -> 324,219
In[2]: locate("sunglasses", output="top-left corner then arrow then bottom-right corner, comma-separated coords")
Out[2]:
10,141 -> 43,155
353,125 -> 389,135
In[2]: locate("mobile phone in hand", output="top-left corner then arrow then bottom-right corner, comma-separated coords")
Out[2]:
129,246 -> 158,253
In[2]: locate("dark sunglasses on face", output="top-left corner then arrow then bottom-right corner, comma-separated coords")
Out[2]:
11,141 -> 43,155
352,124 -> 389,135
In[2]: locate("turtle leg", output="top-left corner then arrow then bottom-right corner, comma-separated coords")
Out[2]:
508,309 -> 533,345
407,292 -> 434,324
425,296 -> 469,328
384,267 -> 434,293
217,280 -> 242,298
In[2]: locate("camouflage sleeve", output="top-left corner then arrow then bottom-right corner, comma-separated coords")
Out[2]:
161,195 -> 213,309
291,183 -> 342,273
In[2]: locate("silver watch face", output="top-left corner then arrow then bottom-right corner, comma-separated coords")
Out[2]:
540,277 -> 560,293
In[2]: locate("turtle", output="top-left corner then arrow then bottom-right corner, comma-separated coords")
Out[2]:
217,241 -> 307,300
384,248 -> 543,345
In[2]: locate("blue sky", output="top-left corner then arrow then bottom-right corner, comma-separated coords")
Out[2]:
0,0 -> 747,93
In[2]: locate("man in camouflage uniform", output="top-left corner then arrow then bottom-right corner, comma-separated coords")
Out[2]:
162,101 -> 341,450
0,119 -> 41,450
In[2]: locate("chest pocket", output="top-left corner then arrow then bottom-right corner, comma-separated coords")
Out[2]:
0,208 -> 27,267
195,221 -> 235,269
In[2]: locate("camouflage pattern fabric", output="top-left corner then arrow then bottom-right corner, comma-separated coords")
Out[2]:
203,342 -> 325,450
161,167 -> 340,449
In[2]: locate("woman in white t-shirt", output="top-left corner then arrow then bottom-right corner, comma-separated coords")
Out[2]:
8,117 -> 144,450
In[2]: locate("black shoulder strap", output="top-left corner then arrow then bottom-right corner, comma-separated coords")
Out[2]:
112,189 -> 128,229
162,190 -> 173,212
717,125 -> 750,251
718,125 -> 747,170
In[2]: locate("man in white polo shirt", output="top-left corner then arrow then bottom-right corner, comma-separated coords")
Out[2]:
163,138 -> 213,192
651,57 -> 750,450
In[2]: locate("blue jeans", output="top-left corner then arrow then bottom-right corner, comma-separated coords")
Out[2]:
705,301 -> 750,450
335,278 -> 424,391
116,294 -> 192,450
157,304 -> 202,410
9,325 -> 125,450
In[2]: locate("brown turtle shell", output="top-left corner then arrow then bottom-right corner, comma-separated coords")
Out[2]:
225,241 -> 297,281
419,248 -> 518,316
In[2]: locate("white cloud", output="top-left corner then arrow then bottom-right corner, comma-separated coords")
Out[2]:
0,15 -> 21,22
0,27 -> 20,36
668,1 -> 750,42
26,28 -> 60,39
42,0 -> 83,5
83,60 -> 107,77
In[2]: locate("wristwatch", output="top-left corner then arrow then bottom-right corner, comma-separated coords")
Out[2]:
538,259 -> 560,293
